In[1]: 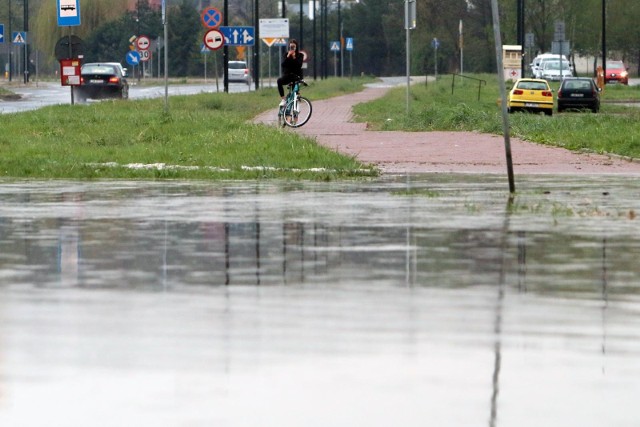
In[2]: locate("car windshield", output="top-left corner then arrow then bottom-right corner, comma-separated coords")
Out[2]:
606,61 -> 624,69
229,62 -> 247,70
82,65 -> 117,74
516,81 -> 548,91
544,61 -> 570,71
563,80 -> 592,90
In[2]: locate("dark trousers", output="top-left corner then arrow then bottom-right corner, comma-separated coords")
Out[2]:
277,74 -> 300,97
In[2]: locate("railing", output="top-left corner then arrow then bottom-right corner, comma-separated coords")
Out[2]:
451,74 -> 487,101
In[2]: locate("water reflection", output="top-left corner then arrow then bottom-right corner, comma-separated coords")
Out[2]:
1,176 -> 640,426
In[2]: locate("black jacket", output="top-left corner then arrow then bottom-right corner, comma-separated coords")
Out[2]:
281,51 -> 304,78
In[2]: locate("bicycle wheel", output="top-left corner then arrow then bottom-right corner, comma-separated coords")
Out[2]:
283,96 -> 312,128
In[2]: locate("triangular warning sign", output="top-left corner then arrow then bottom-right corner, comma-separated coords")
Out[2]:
13,33 -> 25,44
262,38 -> 275,47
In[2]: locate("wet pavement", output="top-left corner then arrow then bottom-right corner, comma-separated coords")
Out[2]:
1,175 -> 639,426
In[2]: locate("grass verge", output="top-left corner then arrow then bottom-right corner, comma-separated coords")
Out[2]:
353,74 -> 640,159
0,77 -> 378,180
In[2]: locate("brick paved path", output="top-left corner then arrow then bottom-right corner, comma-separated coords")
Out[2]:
254,84 -> 640,175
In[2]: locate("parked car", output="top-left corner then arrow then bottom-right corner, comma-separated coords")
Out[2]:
605,60 -> 628,85
228,60 -> 251,84
76,62 -> 129,101
557,77 -> 601,113
531,53 -> 571,78
539,59 -> 573,81
507,78 -> 554,116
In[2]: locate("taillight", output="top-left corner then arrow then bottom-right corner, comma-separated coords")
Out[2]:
244,69 -> 248,76
513,89 -> 524,95
80,77 -> 85,84
108,77 -> 120,84
542,91 -> 552,97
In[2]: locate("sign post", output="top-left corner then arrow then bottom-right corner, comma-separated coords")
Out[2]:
56,0 -> 82,104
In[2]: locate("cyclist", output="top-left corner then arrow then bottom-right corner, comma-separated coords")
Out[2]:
277,39 -> 304,107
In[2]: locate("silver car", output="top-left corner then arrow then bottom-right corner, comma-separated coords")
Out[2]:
228,60 -> 250,84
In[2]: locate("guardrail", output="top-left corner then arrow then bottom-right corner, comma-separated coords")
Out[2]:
451,74 -> 487,101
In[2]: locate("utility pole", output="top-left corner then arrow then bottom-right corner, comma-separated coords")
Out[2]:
24,0 -> 29,83
602,0 -> 606,79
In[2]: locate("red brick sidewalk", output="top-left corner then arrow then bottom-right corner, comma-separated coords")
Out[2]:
254,84 -> 640,175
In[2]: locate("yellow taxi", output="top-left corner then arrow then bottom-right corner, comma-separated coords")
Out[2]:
507,78 -> 554,116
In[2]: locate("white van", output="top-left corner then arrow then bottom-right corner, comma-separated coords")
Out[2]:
531,53 -> 571,78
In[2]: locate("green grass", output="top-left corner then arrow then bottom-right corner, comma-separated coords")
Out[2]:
0,77 -> 378,180
353,74 -> 640,159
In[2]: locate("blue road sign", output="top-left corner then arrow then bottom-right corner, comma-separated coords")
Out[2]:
0,24 -> 4,44
12,31 -> 26,44
126,50 -> 141,66
219,26 -> 255,46
57,0 -> 81,27
201,7 -> 222,29
330,41 -> 340,52
345,37 -> 354,51
431,38 -> 440,49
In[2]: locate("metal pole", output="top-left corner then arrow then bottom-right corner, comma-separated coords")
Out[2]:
602,0 -> 606,79
163,0 -> 168,112
254,0 -> 260,90
223,0 -> 228,93
405,0 -> 410,113
490,0 -> 516,194
312,0 -> 317,80
8,0 -> 12,82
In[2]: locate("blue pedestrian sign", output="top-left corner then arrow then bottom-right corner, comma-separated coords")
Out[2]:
219,26 -> 255,46
126,50 -> 141,66
345,37 -> 354,51
330,41 -> 340,52
0,24 -> 4,44
12,31 -> 26,44
57,0 -> 81,27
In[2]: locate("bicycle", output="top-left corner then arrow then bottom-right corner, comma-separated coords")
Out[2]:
278,79 -> 313,128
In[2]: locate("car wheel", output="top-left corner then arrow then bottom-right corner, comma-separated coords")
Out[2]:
121,86 -> 129,100
545,109 -> 553,116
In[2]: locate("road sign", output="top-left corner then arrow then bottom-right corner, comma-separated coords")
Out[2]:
126,50 -> 141,66
220,26 -> 255,46
201,7 -> 222,29
55,35 -> 84,60
273,38 -> 288,47
57,0 -> 81,27
259,19 -> 289,39
330,41 -> 340,52
345,37 -> 354,51
431,38 -> 439,49
136,35 -> 151,50
139,50 -> 151,62
203,29 -> 224,50
12,32 -> 26,44
0,25 -> 4,44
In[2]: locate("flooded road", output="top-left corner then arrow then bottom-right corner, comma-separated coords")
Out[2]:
1,175 -> 639,426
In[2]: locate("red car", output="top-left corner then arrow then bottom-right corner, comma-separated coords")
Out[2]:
605,60 -> 629,85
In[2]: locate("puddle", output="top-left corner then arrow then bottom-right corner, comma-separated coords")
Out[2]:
0,175 -> 639,426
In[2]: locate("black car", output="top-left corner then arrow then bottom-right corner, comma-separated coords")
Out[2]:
557,77 -> 601,113
76,62 -> 129,101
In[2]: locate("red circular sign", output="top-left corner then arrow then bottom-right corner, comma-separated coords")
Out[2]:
136,35 -> 151,51
203,29 -> 224,51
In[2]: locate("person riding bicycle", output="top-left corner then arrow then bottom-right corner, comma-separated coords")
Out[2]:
277,39 -> 304,107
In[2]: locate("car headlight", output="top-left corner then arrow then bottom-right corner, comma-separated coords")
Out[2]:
621,71 -> 628,78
